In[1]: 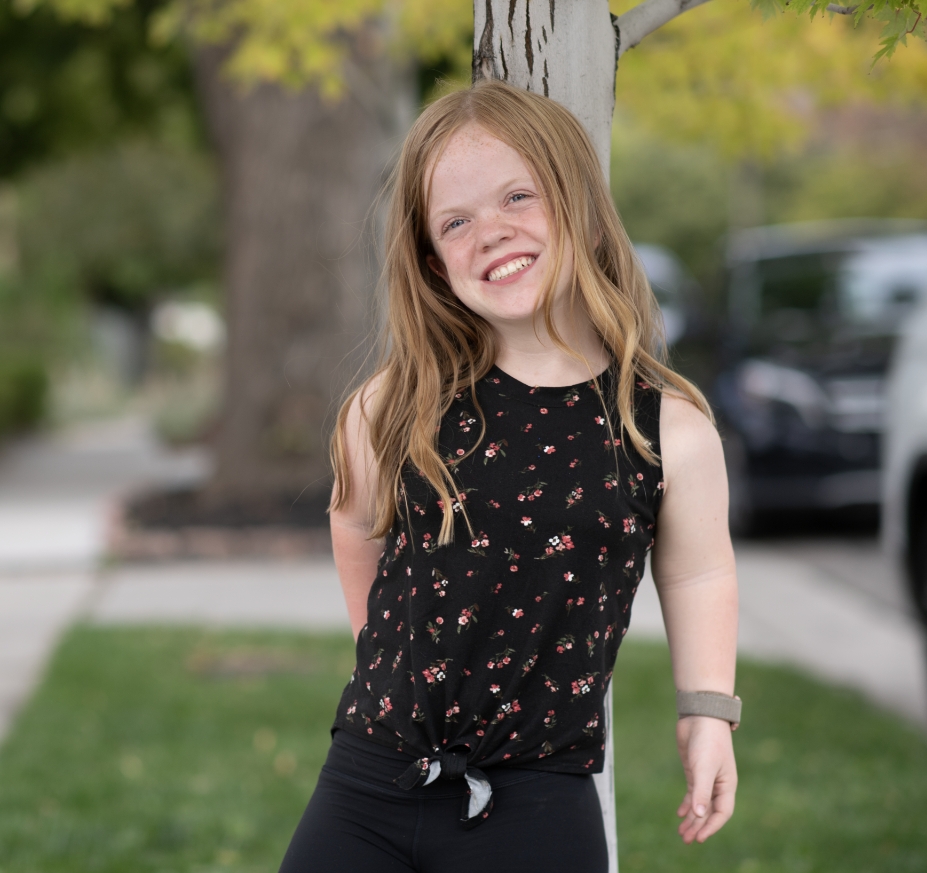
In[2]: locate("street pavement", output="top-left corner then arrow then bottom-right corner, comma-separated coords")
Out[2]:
1,416 -> 925,744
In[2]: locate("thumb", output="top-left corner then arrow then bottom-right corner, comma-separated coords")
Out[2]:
689,766 -> 714,819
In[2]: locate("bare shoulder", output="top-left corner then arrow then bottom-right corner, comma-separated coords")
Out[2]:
658,390 -> 724,484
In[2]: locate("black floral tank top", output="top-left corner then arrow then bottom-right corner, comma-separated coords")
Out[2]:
333,364 -> 664,816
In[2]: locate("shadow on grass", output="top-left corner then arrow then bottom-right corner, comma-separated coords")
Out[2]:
0,626 -> 924,872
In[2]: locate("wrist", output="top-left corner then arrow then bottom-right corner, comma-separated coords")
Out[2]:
676,690 -> 742,731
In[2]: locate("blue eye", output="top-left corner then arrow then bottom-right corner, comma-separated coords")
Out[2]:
443,218 -> 465,233
509,193 -> 529,203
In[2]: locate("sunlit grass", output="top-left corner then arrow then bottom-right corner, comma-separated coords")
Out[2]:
0,626 -> 924,872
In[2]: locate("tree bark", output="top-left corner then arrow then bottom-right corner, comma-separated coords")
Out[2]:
193,33 -> 413,511
473,0 -> 618,175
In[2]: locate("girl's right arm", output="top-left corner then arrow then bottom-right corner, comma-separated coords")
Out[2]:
330,381 -> 385,640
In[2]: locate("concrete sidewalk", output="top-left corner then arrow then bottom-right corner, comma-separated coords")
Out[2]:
1,415 -> 926,744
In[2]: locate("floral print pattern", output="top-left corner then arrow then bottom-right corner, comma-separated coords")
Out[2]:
335,365 -> 664,776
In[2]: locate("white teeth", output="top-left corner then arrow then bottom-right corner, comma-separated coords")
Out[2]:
487,256 -> 536,282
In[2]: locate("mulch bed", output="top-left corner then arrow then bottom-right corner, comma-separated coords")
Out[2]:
107,487 -> 333,560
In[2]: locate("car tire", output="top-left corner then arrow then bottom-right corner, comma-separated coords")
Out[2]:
724,432 -> 755,538
909,511 -> 927,628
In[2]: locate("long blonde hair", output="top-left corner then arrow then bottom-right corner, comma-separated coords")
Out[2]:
331,79 -> 711,543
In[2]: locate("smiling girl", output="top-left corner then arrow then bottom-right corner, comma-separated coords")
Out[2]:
278,79 -> 739,873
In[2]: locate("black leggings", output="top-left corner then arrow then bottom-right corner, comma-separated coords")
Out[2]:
278,730 -> 608,873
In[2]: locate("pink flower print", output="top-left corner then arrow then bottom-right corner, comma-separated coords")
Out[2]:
528,464 -> 536,470
565,486 -> 583,507
476,729 -> 485,736
657,480 -> 666,490
522,423 -> 533,433
509,731 -> 521,740
487,647 -> 515,670
543,674 -> 560,693
490,684 -> 501,696
543,445 -> 555,454
521,516 -> 533,526
603,472 -> 618,490
586,633 -> 597,657
598,546 -> 609,568
422,660 -> 451,687
595,415 -> 605,425
382,610 -> 390,620
577,597 -> 585,605
509,608 -> 524,618
543,710 -> 557,728
556,634 -> 575,654
368,648 -> 383,670
457,604 -> 479,632
426,620 -> 442,642
483,440 -> 508,464
463,668 -> 472,676
569,458 -> 580,468
486,499 -> 500,509
492,582 -> 503,594
564,571 -> 576,582
456,448 -> 464,455
623,516 -> 637,535
377,696 -> 393,718
637,472 -> 644,481
597,511 -> 612,529
445,701 -> 460,722
530,623 -> 542,634
459,416 -> 476,432
412,702 -> 425,723
570,673 -> 599,700
469,532 -> 490,555
521,652 -> 538,674
496,410 -> 504,416
583,714 -> 600,736
540,408 -> 548,414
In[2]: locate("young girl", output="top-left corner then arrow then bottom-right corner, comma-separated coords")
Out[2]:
279,79 -> 739,873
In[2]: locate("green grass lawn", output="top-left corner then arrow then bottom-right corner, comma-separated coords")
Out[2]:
0,626 -> 925,873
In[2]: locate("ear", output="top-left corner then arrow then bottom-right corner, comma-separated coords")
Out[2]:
426,253 -> 449,284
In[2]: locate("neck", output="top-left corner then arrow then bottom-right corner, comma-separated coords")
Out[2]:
492,307 -> 610,388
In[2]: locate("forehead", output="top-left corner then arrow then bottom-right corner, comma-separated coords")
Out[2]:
425,123 -> 536,209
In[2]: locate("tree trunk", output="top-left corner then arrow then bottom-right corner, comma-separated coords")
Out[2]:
473,3 -> 621,868
473,0 -> 618,175
192,34 -> 414,514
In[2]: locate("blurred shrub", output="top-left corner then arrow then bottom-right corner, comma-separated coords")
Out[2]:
0,353 -> 48,436
17,141 -> 220,309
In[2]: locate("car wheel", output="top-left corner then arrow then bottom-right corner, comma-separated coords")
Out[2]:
724,432 -> 755,538
910,511 -> 927,628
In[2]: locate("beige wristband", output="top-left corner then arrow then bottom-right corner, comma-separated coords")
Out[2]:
676,690 -> 742,730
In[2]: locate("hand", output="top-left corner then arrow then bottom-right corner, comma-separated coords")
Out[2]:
675,715 -> 738,844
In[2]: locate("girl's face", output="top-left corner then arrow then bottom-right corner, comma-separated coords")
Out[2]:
425,124 -> 575,334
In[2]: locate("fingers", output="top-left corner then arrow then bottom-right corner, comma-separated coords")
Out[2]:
677,779 -> 736,844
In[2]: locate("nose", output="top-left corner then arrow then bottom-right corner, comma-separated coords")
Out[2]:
476,209 -> 514,250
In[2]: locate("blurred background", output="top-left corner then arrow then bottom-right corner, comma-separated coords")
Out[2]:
1,1 -> 927,871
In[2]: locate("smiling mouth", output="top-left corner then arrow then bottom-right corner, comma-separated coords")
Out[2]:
486,255 -> 536,282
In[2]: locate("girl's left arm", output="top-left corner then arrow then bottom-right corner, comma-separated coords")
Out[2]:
650,392 -> 739,845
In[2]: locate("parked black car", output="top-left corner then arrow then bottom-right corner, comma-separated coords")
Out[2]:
713,219 -> 927,532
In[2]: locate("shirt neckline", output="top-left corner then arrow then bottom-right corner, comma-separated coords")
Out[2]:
485,363 -> 613,407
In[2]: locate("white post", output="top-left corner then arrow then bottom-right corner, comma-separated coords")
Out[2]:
473,3 -> 620,869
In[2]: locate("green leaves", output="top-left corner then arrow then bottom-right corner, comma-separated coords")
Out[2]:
749,0 -> 927,63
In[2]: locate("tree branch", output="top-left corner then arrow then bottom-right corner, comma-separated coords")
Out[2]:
826,4 -> 859,14
614,0 -> 714,58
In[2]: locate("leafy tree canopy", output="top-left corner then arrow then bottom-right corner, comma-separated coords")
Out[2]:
17,0 -> 927,162
0,0 -> 202,178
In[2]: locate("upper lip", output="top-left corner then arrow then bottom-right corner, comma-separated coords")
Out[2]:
482,252 -> 538,280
